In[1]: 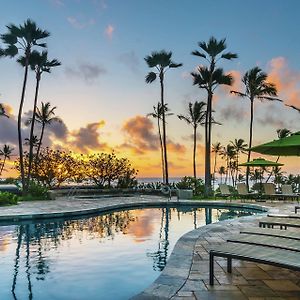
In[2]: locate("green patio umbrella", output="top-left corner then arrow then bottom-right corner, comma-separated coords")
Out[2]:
239,157 -> 284,167
250,131 -> 300,156
239,158 -> 284,194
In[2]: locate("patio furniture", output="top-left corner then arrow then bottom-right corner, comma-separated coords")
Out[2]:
217,184 -> 233,199
227,233 -> 300,252
240,227 -> 300,240
236,183 -> 257,200
259,216 -> 300,229
281,184 -> 299,202
262,183 -> 278,199
209,243 -> 300,285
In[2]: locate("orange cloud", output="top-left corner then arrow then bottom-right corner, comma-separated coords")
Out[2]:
104,24 -> 114,39
120,115 -> 158,154
268,57 -> 300,107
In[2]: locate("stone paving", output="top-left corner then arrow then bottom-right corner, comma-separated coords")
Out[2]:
0,195 -> 300,299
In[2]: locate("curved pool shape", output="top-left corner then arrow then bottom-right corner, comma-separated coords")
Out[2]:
0,206 -> 259,300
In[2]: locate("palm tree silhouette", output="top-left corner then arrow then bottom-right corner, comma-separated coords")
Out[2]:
178,101 -> 206,179
230,138 -> 248,186
147,103 -> 173,183
34,102 -> 62,158
212,142 -> 222,185
145,50 -> 182,185
231,67 -> 282,188
0,19 -> 49,191
191,37 -> 237,195
218,166 -> 226,184
19,50 -> 61,184
0,144 -> 14,175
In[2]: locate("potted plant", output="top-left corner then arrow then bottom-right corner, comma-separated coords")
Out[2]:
176,177 -> 194,199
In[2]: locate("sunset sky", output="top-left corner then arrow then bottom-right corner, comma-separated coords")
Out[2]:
0,0 -> 299,178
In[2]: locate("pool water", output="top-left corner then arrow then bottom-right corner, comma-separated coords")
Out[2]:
0,206 -> 257,300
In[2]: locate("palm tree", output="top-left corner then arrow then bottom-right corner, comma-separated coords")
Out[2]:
19,50 -> 61,184
145,50 -> 182,185
220,144 -> 235,184
231,67 -> 282,188
178,101 -> 206,179
191,37 -> 237,195
230,138 -> 248,185
147,103 -> 173,183
0,103 -> 9,118
0,19 -> 49,190
218,166 -> 226,184
0,144 -> 14,175
266,128 -> 291,183
34,102 -> 61,158
212,142 -> 222,184
286,104 -> 300,113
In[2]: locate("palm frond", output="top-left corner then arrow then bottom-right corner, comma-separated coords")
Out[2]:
230,91 -> 247,97
191,50 -> 206,58
145,72 -> 157,83
221,52 -> 238,60
285,104 -> 300,113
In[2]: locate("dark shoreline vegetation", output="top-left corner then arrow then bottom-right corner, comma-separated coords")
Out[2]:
0,19 -> 299,201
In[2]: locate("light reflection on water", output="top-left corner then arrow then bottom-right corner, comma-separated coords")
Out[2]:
0,206 -> 255,300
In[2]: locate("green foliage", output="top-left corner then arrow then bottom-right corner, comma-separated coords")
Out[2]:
27,181 -> 49,199
0,191 -> 18,205
176,176 -> 204,195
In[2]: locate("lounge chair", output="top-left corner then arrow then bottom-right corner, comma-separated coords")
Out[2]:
240,227 -> 300,240
262,183 -> 278,199
236,183 -> 257,201
259,216 -> 300,229
227,233 -> 300,252
209,243 -> 300,285
217,184 -> 232,199
281,184 -> 299,202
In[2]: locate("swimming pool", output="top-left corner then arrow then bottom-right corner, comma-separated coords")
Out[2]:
0,205 -> 259,299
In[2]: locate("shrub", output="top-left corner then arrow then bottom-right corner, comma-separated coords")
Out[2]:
21,181 -> 49,201
0,191 -> 18,205
176,176 -> 204,195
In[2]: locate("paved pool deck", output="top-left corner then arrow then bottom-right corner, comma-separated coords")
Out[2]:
0,196 -> 300,299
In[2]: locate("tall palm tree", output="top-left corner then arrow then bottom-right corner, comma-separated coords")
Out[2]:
230,138 -> 248,185
266,128 -> 291,183
0,144 -> 14,175
19,50 -> 61,184
231,67 -> 282,188
0,103 -> 9,118
220,144 -> 235,184
145,50 -> 182,185
147,103 -> 173,183
212,142 -> 222,184
178,101 -> 206,179
0,19 -> 49,190
34,102 -> 61,158
191,37 -> 237,195
218,166 -> 226,184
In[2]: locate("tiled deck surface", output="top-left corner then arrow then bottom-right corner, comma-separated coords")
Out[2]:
0,196 -> 299,299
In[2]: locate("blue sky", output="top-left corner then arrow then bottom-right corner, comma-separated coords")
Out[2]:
0,0 -> 299,176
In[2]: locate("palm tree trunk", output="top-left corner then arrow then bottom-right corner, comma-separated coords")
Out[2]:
213,152 -> 217,184
204,92 -> 212,195
18,56 -> 30,193
157,117 -> 165,183
193,125 -> 197,179
160,72 -> 169,185
266,156 -> 280,183
27,74 -> 41,186
246,99 -> 254,189
36,123 -> 45,159
0,157 -> 6,175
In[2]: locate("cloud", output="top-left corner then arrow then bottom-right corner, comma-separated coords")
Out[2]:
167,141 -> 186,154
219,103 -> 248,122
104,24 -> 114,40
267,57 -> 300,108
65,63 -> 107,83
67,16 -> 96,29
118,51 -> 140,72
49,0 -> 64,7
220,70 -> 243,96
120,115 -> 158,154
70,121 -> 108,153
48,120 -> 68,139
